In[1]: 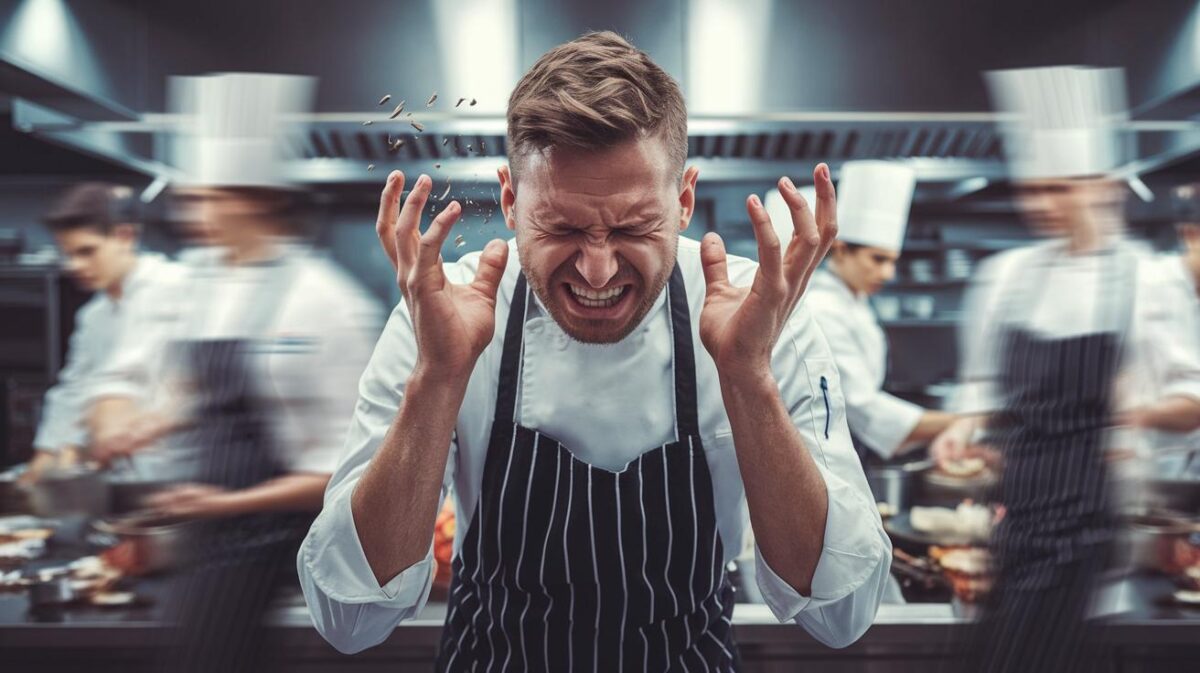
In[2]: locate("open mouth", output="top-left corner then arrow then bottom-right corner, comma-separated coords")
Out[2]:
567,283 -> 628,308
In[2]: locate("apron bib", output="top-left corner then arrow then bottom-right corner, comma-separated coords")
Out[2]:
436,266 -> 739,673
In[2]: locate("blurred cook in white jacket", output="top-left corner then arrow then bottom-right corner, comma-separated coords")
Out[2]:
24,183 -> 186,484
88,72 -> 383,673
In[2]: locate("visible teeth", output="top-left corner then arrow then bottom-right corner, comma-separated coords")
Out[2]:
568,284 -> 626,307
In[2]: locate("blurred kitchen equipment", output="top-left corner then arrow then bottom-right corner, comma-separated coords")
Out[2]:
902,295 -> 935,319
943,248 -> 973,280
1147,475 -> 1200,514
1121,509 -> 1200,575
23,465 -> 110,518
0,228 -> 22,263
891,547 -> 949,598
874,295 -> 901,321
921,462 -> 998,505
867,459 -> 930,514
29,576 -> 77,608
93,511 -> 192,575
108,478 -> 174,515
908,259 -> 936,284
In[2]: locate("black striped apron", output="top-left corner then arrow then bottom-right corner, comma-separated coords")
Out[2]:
435,266 -> 739,673
162,257 -> 314,673
963,248 -> 1131,673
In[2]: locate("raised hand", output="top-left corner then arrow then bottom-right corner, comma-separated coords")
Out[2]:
376,171 -> 509,377
699,164 -> 838,380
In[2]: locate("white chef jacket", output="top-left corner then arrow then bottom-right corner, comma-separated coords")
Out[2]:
33,253 -> 185,452
1144,254 -> 1200,476
90,241 -> 383,476
954,239 -> 1200,421
298,236 -> 891,654
805,269 -> 924,459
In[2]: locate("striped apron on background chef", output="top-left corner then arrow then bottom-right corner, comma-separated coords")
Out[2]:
162,257 -> 314,673
435,265 -> 740,672
962,248 -> 1131,673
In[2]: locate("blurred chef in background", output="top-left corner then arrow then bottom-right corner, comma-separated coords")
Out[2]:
88,73 -> 382,672
21,183 -> 184,484
1144,185 -> 1200,478
936,66 -> 1200,673
774,162 -> 957,464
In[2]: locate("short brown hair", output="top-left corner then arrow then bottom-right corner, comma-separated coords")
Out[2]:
43,183 -> 140,234
506,31 -> 688,182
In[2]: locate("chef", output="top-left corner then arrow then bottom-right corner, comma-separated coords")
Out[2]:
22,183 -> 184,484
772,162 -> 957,462
298,31 -> 890,669
934,66 -> 1200,673
1143,189 -> 1200,478
89,73 -> 382,672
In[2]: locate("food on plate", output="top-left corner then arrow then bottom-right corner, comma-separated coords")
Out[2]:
938,456 -> 987,478
1172,589 -> 1200,605
1177,565 -> 1200,591
911,502 -> 993,541
10,527 -> 53,541
934,546 -> 992,603
433,499 -> 456,588
0,538 -> 46,566
90,591 -> 136,607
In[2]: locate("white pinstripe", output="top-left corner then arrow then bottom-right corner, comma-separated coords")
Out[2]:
588,467 -> 600,673
483,429 -> 519,673
507,435 -> 540,673
541,447 -> 562,671
564,461 -> 575,667
638,459 -> 653,673
615,476 -> 627,673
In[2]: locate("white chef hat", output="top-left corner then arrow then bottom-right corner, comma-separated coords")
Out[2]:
763,184 -> 817,255
985,66 -> 1129,180
835,161 -> 916,251
171,73 -> 315,189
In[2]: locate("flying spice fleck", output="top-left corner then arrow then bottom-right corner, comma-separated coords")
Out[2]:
466,144 -> 473,152
442,137 -> 450,146
454,234 -> 465,248
367,164 -> 375,171
426,92 -> 438,107
378,94 -> 391,106
390,138 -> 405,151
469,98 -> 477,106
455,97 -> 466,108
434,163 -> 442,169
438,180 -> 452,201
411,121 -> 425,132
361,120 -> 373,126
388,101 -> 406,119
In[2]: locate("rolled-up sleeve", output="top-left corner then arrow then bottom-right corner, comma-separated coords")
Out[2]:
297,455 -> 441,653
754,309 -> 890,648
34,304 -> 98,451
297,300 -> 454,654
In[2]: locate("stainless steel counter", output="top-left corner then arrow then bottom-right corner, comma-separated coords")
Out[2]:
1,574 -> 1197,673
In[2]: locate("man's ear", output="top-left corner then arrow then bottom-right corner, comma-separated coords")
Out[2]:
678,165 -> 700,232
498,165 -> 517,232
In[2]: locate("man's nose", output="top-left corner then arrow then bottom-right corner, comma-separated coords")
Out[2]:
575,241 -> 619,288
